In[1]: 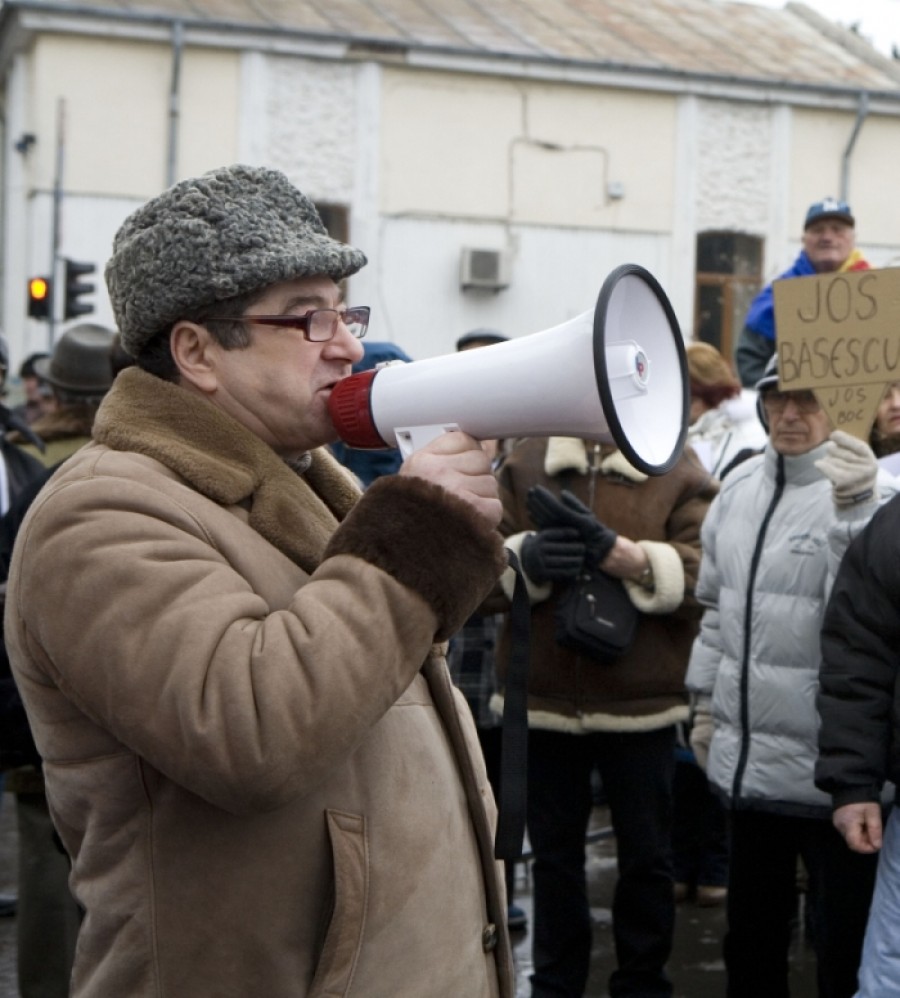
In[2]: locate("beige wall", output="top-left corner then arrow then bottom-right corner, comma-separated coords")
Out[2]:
29,34 -> 239,197
177,46 -> 241,182
789,107 -> 899,249
380,68 -> 677,232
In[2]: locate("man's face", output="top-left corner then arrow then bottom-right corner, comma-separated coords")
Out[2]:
762,389 -> 832,455
202,275 -> 365,458
802,219 -> 855,273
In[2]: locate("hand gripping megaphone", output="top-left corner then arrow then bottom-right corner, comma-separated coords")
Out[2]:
328,263 -> 689,475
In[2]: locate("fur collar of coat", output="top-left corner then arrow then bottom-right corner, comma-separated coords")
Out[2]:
94,367 -> 360,575
543,436 -> 648,482
93,368 -> 505,640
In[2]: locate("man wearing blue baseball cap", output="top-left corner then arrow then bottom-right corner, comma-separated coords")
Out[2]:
735,197 -> 869,387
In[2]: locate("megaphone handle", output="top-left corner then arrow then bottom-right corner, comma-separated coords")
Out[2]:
394,424 -> 462,459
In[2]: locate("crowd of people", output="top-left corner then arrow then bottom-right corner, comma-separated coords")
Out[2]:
0,174 -> 896,998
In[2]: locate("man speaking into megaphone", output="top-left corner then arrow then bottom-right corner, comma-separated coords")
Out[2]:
5,164 -> 517,998
492,432 -> 717,997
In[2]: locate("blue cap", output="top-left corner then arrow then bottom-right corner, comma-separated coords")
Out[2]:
353,341 -> 412,373
456,328 -> 508,351
804,198 -> 854,230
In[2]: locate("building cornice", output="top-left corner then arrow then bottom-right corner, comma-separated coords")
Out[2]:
1,0 -> 898,114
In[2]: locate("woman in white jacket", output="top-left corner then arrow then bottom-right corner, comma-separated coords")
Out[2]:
685,342 -> 767,479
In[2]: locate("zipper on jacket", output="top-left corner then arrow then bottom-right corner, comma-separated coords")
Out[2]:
731,453 -> 786,803
711,430 -> 733,478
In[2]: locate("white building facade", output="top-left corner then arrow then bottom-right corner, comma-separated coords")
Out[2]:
0,0 -> 898,369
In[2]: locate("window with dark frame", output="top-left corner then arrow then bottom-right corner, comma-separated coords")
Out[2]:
694,232 -> 763,364
315,203 -> 350,244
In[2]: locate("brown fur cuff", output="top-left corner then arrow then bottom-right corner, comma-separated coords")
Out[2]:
323,475 -> 506,640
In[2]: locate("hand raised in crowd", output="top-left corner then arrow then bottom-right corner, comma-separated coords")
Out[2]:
400,431 -> 502,527
814,429 -> 879,507
833,801 -> 884,855
525,486 -> 617,565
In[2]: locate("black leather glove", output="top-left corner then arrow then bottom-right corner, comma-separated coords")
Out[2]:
520,527 -> 586,583
525,486 -> 617,566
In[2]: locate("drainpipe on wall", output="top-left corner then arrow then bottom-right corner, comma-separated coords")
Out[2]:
840,91 -> 869,202
49,97 -> 65,347
167,20 -> 184,187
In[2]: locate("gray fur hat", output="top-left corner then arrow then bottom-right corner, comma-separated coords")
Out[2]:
105,164 -> 367,356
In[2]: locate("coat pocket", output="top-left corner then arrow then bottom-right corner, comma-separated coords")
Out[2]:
309,809 -> 369,998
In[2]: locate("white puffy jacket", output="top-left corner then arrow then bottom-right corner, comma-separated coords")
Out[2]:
686,389 -> 767,478
686,442 -> 893,817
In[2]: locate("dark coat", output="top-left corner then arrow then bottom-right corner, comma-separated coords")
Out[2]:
0,400 -> 45,503
494,436 -> 717,732
0,406 -> 48,771
816,493 -> 900,810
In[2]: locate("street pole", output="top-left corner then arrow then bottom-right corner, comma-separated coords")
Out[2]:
49,97 -> 65,348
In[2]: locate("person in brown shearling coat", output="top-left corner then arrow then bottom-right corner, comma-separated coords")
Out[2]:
4,165 -> 513,998
494,435 -> 717,997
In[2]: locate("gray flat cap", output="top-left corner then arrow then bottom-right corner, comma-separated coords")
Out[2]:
105,164 -> 367,356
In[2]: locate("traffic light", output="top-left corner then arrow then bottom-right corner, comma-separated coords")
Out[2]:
27,275 -> 53,320
64,258 -> 95,320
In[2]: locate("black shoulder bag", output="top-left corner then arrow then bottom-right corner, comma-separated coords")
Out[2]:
554,569 -> 639,663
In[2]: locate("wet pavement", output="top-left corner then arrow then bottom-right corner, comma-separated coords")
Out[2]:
0,797 -> 818,997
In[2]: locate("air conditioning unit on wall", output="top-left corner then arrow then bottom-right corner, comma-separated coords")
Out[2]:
460,247 -> 511,291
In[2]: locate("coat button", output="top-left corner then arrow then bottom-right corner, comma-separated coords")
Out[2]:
482,923 -> 498,952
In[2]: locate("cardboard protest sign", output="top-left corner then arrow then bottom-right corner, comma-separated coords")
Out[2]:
773,267 -> 900,440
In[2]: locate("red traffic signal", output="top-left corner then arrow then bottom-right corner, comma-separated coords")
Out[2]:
27,275 -> 52,320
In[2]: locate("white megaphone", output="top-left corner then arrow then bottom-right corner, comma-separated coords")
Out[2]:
329,263 -> 689,476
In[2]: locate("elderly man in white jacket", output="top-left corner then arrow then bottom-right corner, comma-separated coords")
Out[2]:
686,357 -> 896,998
